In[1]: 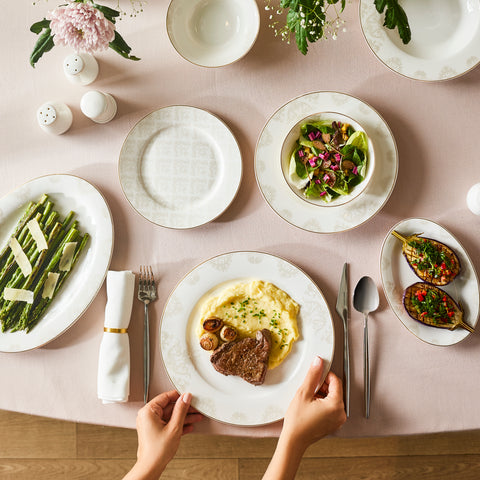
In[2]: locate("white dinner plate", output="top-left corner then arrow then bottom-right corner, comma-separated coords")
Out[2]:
255,91 -> 398,233
360,0 -> 480,81
160,251 -> 334,426
119,106 -> 242,229
0,175 -> 113,352
380,218 -> 479,346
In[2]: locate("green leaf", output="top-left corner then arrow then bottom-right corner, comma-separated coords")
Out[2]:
295,158 -> 308,179
30,19 -> 51,34
92,2 -> 120,24
30,28 -> 55,68
375,0 -> 411,44
109,31 -> 140,61
295,22 -> 308,55
374,0 -> 387,13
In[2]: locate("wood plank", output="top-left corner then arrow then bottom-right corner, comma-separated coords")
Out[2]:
76,423 -> 480,459
161,459 -> 238,480
76,423 -> 137,459
239,455 -> 480,480
305,430 -> 480,457
0,459 -> 135,480
0,411 -> 75,459
0,459 -> 237,480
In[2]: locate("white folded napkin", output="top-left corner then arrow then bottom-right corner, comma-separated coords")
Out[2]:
97,270 -> 136,404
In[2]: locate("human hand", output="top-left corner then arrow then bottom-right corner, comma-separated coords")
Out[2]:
281,356 -> 346,452
124,390 -> 203,480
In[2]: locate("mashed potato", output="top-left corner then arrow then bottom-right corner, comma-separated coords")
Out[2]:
198,280 -> 300,369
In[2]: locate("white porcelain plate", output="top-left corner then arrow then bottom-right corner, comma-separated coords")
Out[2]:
0,175 -> 113,352
380,218 -> 479,346
160,251 -> 334,426
119,106 -> 242,229
255,91 -> 398,233
360,0 -> 480,81
166,0 -> 260,67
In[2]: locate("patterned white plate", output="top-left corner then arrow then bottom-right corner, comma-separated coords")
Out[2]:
160,251 -> 334,426
255,91 -> 398,233
0,175 -> 113,352
360,0 -> 480,81
119,106 -> 242,229
380,218 -> 479,346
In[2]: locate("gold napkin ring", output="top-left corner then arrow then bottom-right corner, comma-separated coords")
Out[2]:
104,327 -> 128,334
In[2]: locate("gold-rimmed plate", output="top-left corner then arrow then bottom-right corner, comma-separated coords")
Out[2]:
255,91 -> 398,233
160,251 -> 334,426
119,106 -> 242,229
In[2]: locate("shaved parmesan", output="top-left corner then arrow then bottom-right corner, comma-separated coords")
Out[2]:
42,272 -> 60,299
3,287 -> 34,304
59,242 -> 77,272
27,218 -> 48,251
9,237 -> 32,277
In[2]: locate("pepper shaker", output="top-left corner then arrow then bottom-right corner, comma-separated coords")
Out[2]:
37,101 -> 73,135
466,183 -> 480,215
80,90 -> 117,124
63,53 -> 99,85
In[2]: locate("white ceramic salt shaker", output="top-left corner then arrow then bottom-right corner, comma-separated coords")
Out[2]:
80,90 -> 117,124
63,53 -> 99,85
466,183 -> 480,215
37,101 -> 73,135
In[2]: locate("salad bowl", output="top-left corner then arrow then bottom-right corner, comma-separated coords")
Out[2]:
166,0 -> 260,67
280,112 -> 375,207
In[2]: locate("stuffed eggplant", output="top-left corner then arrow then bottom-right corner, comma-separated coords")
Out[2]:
392,231 -> 460,286
403,282 -> 474,333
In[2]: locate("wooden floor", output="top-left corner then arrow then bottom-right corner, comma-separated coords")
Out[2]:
1,410 -> 480,479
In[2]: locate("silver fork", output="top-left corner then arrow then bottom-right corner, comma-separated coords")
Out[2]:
138,265 -> 157,403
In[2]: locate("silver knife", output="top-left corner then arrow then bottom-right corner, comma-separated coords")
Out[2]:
335,263 -> 350,417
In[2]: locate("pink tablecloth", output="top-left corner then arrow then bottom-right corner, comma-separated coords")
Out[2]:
1,1 -> 480,437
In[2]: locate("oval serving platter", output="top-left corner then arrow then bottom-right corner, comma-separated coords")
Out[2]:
380,218 -> 479,346
0,175 -> 113,352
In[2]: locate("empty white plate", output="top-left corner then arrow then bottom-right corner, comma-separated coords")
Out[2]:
166,0 -> 260,67
118,106 -> 242,229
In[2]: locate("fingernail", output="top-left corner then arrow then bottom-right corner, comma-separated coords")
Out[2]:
313,356 -> 322,367
182,392 -> 192,405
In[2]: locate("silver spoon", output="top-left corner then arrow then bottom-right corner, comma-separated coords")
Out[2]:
353,276 -> 379,419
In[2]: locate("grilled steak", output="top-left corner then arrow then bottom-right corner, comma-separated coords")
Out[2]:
210,329 -> 272,385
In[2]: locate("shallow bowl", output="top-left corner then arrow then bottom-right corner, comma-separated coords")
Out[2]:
280,112 -> 375,207
166,0 -> 260,67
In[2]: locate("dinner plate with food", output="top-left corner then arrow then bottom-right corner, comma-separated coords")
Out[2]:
160,251 -> 334,426
359,0 -> 480,81
0,174 -> 113,352
380,218 -> 479,346
255,91 -> 398,233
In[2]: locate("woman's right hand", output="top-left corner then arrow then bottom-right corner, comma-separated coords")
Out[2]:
281,356 -> 346,451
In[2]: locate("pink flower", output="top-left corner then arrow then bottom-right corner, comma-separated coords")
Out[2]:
48,2 -> 115,54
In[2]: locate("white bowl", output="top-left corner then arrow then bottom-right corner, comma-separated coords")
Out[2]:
166,0 -> 260,67
281,112 -> 375,207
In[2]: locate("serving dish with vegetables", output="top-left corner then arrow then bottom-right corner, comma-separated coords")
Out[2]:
281,112 -> 374,206
0,175 -> 113,353
380,218 -> 479,346
0,194 -> 89,333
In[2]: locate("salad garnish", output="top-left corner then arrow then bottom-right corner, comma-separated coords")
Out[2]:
410,287 -> 456,326
288,119 -> 369,202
